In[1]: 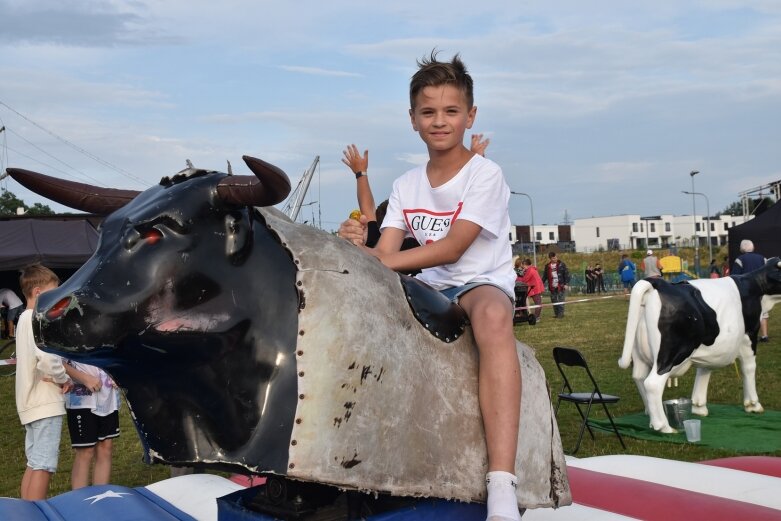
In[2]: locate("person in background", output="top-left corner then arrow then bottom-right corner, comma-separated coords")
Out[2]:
541,252 -> 570,318
594,263 -> 606,293
709,259 -> 720,279
63,361 -> 121,489
584,263 -> 595,294
732,239 -> 770,342
0,287 -> 23,338
519,258 -> 544,322
15,264 -> 73,500
643,249 -> 662,278
721,256 -> 731,277
618,254 -> 636,297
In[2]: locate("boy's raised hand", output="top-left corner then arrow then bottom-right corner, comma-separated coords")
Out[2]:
341,144 -> 369,174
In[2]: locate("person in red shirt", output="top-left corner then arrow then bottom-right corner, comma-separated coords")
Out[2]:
519,258 -> 544,322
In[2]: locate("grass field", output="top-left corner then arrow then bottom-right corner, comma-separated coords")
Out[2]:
0,288 -> 778,499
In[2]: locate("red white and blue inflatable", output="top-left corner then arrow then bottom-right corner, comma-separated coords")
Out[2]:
1,455 -> 780,520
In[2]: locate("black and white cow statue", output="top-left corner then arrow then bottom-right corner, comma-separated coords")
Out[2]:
618,260 -> 781,432
5,158 -> 569,510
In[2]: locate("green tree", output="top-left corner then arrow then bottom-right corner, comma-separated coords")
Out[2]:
0,189 -> 54,216
719,197 -> 775,217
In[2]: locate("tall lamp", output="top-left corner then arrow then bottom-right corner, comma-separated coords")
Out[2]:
689,170 -> 700,277
682,190 -> 712,271
511,191 -> 536,267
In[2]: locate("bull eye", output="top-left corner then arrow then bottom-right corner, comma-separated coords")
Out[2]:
142,229 -> 163,245
46,297 -> 72,320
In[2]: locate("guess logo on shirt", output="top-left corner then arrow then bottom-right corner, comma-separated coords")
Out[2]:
403,202 -> 463,245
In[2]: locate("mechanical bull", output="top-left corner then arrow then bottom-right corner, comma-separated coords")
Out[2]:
618,260 -> 781,433
5,158 -> 569,509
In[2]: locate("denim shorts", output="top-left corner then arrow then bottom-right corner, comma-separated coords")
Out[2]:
439,282 -> 514,304
24,415 -> 63,473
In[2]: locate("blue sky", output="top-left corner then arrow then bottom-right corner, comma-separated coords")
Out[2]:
0,0 -> 779,230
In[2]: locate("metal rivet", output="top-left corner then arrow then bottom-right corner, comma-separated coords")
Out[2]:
289,463 -> 295,469
299,394 -> 305,399
291,440 -> 297,446
297,281 -> 303,287
297,350 -> 304,356
298,371 -> 305,377
295,418 -> 302,424
294,259 -> 300,264
299,330 -> 305,336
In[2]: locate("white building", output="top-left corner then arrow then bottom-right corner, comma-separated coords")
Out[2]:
568,214 -> 751,252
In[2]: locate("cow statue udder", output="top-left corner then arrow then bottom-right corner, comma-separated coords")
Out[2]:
618,261 -> 781,433
5,158 -> 570,510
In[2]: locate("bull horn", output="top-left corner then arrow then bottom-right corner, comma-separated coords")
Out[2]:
4,168 -> 140,215
215,156 -> 291,207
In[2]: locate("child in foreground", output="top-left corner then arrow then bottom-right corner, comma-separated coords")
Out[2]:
339,51 -> 522,521
15,264 -> 72,500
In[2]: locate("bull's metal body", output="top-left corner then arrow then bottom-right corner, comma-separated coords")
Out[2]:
7,160 -> 570,510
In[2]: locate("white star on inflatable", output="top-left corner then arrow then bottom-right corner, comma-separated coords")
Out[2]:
84,490 -> 132,504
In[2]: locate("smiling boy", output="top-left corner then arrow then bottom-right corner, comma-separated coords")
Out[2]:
339,51 -> 522,521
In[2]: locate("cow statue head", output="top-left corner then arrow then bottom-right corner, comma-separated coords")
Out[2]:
6,158 -> 302,474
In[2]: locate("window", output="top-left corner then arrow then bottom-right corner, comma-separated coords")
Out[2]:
596,227 -> 600,238
640,223 -> 644,232
724,223 -> 728,230
710,222 -> 715,232
650,223 -> 656,232
536,232 -> 542,241
549,232 -> 555,240
509,233 -> 513,241
665,222 -> 671,232
632,223 -> 638,232
696,223 -> 701,232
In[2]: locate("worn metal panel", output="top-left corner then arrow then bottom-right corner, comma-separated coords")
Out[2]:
260,208 -> 570,509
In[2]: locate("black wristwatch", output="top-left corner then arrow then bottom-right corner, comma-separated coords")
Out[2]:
354,171 -> 366,179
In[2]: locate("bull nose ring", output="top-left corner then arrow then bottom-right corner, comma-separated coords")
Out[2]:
46,296 -> 73,320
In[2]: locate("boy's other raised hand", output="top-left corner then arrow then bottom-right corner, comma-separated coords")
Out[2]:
342,144 -> 369,174
470,134 -> 490,157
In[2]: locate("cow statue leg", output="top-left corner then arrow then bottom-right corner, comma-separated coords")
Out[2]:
738,342 -> 764,413
642,365 -> 674,433
690,367 -> 712,417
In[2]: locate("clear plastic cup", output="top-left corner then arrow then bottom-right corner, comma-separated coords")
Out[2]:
683,419 -> 701,442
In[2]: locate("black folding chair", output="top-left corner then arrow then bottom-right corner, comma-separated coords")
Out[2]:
552,346 -> 626,454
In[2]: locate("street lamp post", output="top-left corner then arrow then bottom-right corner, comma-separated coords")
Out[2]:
689,170 -> 700,277
511,191 -> 536,267
682,190 -> 712,272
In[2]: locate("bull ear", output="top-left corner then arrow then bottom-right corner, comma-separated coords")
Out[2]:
4,168 -> 140,215
215,156 -> 291,207
224,213 -> 251,263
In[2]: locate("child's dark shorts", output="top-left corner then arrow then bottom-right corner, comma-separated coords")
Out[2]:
66,409 -> 120,448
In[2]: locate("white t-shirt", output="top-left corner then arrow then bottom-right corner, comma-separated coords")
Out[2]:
64,360 -> 120,416
382,154 -> 515,297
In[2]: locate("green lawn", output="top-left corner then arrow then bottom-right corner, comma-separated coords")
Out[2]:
0,290 -> 778,498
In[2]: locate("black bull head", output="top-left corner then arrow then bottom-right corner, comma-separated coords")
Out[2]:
7,157 -> 303,474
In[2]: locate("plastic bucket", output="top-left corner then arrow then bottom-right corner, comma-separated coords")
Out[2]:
663,398 -> 692,429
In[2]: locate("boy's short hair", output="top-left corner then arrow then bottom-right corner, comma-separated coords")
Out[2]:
19,264 -> 60,300
410,50 -> 474,110
548,251 -> 557,259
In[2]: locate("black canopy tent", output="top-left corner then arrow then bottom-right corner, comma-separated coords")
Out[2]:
728,200 -> 781,265
0,217 -> 99,294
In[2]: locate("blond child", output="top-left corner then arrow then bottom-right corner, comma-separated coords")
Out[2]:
15,264 -> 72,500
